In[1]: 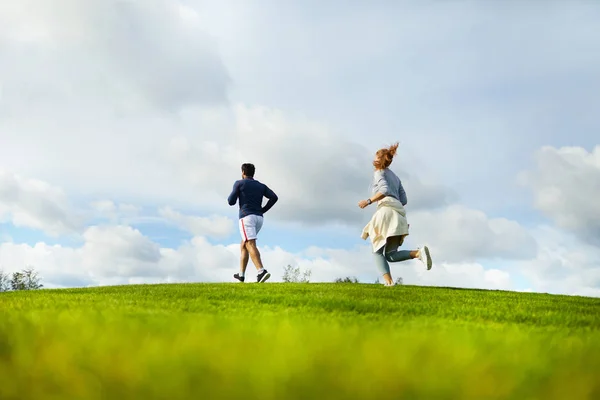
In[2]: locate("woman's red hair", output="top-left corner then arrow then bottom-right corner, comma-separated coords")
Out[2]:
373,142 -> 399,170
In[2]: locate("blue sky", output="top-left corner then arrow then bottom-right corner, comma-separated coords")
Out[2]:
1,0 -> 599,295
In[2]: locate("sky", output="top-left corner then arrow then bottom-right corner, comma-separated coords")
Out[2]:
0,0 -> 599,296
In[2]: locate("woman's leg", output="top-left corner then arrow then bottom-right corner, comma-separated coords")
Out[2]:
373,245 -> 394,285
374,236 -> 407,286
384,235 -> 419,262
386,239 -> 433,270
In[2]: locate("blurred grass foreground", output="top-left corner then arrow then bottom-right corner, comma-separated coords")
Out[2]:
1,283 -> 599,399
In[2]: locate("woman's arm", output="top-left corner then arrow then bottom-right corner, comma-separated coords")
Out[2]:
358,192 -> 385,209
359,170 -> 388,209
398,180 -> 407,206
359,170 -> 388,208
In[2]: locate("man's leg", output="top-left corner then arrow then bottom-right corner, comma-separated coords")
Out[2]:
246,239 -> 264,270
234,239 -> 250,282
240,240 -> 250,273
239,215 -> 270,283
246,239 -> 270,282
234,218 -> 251,282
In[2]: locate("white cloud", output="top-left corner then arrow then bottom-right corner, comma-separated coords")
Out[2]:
6,0 -> 590,234
165,105 -> 375,225
0,226 -> 195,286
0,169 -> 82,236
0,0 -> 232,222
2,192 -> 596,296
81,225 -> 163,278
90,200 -> 140,223
158,206 -> 234,238
163,105 -> 455,227
0,164 -> 537,291
516,225 -> 600,297
0,241 -> 90,287
3,103 -> 451,230
0,228 -> 518,292
406,205 -> 538,263
410,262 -> 513,291
0,0 -> 230,113
91,200 -> 118,215
519,146 -> 600,245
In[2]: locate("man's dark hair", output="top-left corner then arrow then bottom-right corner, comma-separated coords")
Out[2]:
241,163 -> 255,177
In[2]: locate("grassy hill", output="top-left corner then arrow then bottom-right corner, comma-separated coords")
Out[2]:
1,283 -> 599,399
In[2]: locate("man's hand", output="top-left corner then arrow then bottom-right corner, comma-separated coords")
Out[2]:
262,186 -> 278,214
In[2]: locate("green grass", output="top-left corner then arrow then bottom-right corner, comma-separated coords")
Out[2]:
1,283 -> 599,399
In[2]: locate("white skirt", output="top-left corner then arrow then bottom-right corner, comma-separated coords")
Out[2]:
361,196 -> 410,252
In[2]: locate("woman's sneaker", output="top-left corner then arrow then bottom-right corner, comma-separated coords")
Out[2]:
418,246 -> 432,270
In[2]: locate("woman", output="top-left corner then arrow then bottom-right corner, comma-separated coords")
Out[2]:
359,142 -> 432,286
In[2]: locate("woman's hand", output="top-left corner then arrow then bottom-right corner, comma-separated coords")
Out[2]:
358,199 -> 370,209
359,192 -> 385,208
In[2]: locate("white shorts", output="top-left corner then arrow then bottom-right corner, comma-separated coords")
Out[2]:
239,214 -> 264,241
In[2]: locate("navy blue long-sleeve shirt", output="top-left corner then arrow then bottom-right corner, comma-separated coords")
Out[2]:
227,177 -> 278,219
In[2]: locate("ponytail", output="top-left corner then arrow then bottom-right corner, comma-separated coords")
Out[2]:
373,142 -> 399,169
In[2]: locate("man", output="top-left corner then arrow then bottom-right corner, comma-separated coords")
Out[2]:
227,163 -> 278,283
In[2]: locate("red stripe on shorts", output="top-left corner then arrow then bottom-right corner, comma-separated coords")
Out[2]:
241,219 -> 248,241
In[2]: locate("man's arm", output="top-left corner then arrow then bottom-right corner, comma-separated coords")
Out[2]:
227,181 -> 240,206
261,185 -> 278,213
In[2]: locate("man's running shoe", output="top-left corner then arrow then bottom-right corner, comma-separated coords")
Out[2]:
257,270 -> 271,283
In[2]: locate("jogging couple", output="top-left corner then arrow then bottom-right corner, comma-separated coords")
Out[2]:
227,144 -> 432,285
